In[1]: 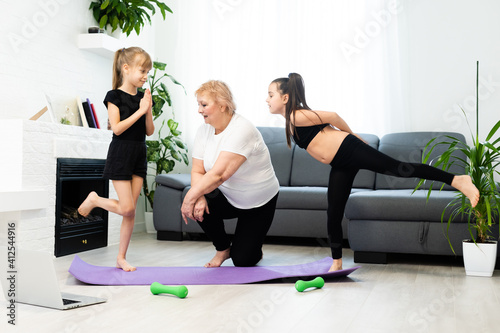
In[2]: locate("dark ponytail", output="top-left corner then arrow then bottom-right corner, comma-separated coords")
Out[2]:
273,73 -> 319,147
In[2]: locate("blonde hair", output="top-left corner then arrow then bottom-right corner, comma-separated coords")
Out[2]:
195,80 -> 236,114
112,47 -> 152,90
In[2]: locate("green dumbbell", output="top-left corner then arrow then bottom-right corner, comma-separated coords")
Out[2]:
150,282 -> 188,299
295,277 -> 325,292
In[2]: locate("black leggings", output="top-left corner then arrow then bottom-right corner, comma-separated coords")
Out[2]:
327,134 -> 455,259
197,190 -> 279,267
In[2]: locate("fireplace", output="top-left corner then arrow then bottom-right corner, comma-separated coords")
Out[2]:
55,158 -> 109,257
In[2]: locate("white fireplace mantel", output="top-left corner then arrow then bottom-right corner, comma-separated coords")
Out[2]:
0,190 -> 48,213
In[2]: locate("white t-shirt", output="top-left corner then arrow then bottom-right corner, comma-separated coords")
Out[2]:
192,113 -> 279,209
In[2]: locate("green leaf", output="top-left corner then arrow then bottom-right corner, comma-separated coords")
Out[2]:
162,138 -> 176,150
151,96 -> 166,119
158,158 -> 174,174
167,119 -> 179,131
99,15 -> 108,28
157,84 -> 172,107
101,0 -> 110,10
147,150 -> 161,163
171,150 -> 182,162
146,140 -> 160,149
486,120 -> 500,141
172,138 -> 186,149
181,152 -> 189,165
166,74 -> 187,94
119,2 -> 127,14
163,3 -> 174,14
112,15 -> 119,30
154,61 -> 167,71
143,1 -> 155,12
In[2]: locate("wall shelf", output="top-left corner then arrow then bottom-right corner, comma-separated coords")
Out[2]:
77,33 -> 126,58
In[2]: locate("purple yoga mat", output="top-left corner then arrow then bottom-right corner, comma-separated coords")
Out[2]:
69,256 -> 360,285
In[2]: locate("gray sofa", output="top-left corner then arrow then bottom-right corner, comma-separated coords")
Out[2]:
153,127 -> 482,263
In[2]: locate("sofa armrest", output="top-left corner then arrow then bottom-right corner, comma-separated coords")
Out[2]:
156,174 -> 191,189
153,174 -> 191,240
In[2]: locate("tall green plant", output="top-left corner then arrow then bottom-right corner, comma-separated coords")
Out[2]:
415,61 -> 500,253
142,61 -> 188,209
89,0 -> 172,36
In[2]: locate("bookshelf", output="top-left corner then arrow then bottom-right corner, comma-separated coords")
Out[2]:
77,33 -> 126,58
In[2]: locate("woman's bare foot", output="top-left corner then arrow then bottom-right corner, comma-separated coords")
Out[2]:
78,191 -> 99,217
205,248 -> 231,268
452,175 -> 480,207
116,257 -> 136,272
328,258 -> 343,272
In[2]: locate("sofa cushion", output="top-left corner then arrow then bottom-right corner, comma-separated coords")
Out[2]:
375,132 -> 466,190
258,127 -> 293,186
290,133 -> 379,189
277,187 -> 372,210
345,189 -> 467,222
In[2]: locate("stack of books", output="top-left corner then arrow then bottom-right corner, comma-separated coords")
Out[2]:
76,97 -> 101,129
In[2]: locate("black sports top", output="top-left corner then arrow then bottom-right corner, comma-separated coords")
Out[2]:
292,124 -> 329,149
104,89 -> 146,142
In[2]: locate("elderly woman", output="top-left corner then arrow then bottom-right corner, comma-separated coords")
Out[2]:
181,80 -> 280,267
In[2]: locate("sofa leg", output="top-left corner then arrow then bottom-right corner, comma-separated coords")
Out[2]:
157,231 -> 183,241
354,251 -> 388,264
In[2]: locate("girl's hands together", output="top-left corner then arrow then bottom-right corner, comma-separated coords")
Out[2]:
140,89 -> 153,115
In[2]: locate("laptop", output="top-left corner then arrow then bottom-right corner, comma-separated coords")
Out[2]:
0,248 -> 106,310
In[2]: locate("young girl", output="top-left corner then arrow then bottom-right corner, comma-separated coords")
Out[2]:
266,73 -> 480,272
78,47 -> 154,272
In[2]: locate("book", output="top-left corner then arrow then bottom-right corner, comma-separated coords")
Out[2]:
76,96 -> 88,127
90,103 -> 100,129
86,98 -> 97,128
82,100 -> 96,128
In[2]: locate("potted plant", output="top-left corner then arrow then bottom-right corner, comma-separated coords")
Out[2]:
89,0 -> 172,36
415,61 -> 500,276
142,61 -> 188,231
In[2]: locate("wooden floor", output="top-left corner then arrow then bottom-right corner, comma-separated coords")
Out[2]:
2,232 -> 500,333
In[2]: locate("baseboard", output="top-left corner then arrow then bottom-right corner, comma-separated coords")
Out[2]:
354,251 -> 388,264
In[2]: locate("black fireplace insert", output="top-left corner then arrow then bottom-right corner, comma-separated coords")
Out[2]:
55,158 -> 108,257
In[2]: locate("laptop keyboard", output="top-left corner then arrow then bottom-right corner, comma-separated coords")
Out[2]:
63,298 -> 81,305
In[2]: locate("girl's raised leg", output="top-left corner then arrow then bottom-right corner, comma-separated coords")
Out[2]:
451,175 -> 480,207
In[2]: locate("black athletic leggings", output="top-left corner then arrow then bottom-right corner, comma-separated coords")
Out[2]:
327,134 -> 455,259
197,190 -> 279,267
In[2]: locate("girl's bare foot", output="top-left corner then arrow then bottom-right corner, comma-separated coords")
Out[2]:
452,175 -> 480,207
116,257 -> 136,272
328,258 -> 343,272
78,191 -> 98,217
205,248 -> 231,268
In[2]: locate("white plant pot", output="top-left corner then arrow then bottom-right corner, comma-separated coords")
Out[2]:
462,240 -> 497,277
106,26 -> 123,39
145,211 -> 156,234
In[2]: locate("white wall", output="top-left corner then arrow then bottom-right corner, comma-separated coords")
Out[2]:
155,0 -> 500,150
401,0 -> 500,140
0,0 -> 109,123
0,0 -> 155,124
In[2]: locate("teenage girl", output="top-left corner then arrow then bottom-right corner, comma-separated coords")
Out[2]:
78,47 -> 154,272
266,73 -> 480,272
